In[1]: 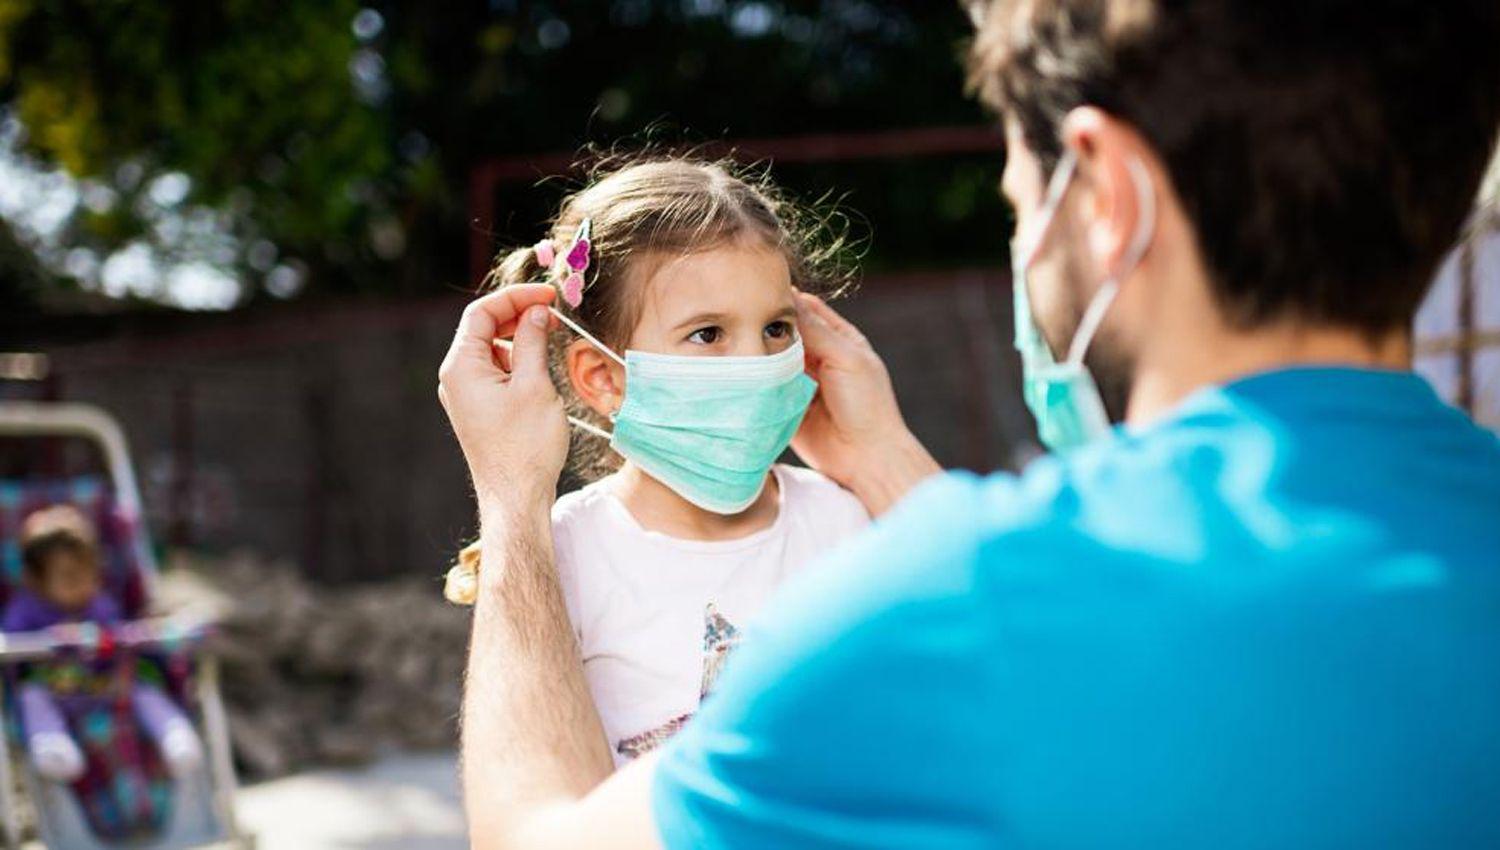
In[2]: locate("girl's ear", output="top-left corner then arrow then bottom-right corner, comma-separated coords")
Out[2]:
565,338 -> 625,416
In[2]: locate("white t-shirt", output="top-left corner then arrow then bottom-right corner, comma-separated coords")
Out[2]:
553,463 -> 869,766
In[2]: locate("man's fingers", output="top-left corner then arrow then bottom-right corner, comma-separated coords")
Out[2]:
441,284 -> 556,386
454,285 -> 557,351
795,291 -> 856,368
492,338 -> 515,374
795,291 -> 864,341
509,306 -> 553,386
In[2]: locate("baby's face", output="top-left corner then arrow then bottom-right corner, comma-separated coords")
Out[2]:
38,551 -> 101,613
627,238 -> 798,357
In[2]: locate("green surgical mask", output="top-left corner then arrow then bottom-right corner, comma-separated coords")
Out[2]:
553,309 -> 817,514
1011,150 -> 1156,452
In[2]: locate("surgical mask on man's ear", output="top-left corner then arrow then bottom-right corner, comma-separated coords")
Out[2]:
552,310 -> 817,514
1011,150 -> 1156,453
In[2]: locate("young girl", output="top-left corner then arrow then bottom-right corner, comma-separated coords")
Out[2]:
446,158 -> 871,764
5,505 -> 203,782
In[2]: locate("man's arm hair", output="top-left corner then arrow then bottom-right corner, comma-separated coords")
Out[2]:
460,502 -> 662,850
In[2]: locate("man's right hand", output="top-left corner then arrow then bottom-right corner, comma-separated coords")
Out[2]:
792,291 -> 941,516
437,284 -> 569,520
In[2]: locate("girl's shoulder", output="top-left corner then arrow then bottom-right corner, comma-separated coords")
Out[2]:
773,464 -> 870,527
549,475 -> 641,567
548,477 -> 626,611
550,475 -> 621,530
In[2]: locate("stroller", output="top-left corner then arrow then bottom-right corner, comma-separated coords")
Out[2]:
0,401 -> 248,849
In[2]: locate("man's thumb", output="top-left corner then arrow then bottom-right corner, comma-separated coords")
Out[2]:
794,294 -> 839,365
510,306 -> 553,383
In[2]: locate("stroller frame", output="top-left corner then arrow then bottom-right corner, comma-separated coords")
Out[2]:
0,402 -> 248,849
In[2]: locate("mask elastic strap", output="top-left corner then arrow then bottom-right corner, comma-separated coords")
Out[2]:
549,306 -> 626,367
566,414 -> 612,440
542,306 -> 622,441
1016,150 -> 1080,271
1064,156 -> 1157,367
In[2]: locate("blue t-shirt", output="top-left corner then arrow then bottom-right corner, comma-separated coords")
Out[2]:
653,367 -> 1500,849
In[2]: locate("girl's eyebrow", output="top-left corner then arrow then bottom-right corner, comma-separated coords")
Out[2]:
672,310 -> 731,331
673,305 -> 797,331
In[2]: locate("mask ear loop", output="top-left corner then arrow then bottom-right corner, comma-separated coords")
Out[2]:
1016,151 -> 1080,271
566,413 -> 613,441
1063,156 -> 1157,368
546,306 -> 623,440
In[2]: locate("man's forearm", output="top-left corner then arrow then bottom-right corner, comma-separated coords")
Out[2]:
461,494 -> 615,847
847,430 -> 943,517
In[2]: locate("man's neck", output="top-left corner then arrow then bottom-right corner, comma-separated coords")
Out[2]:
610,462 -> 780,541
1127,320 -> 1413,426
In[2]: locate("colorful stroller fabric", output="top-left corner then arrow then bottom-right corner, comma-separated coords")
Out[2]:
0,476 -> 199,844
18,653 -> 184,840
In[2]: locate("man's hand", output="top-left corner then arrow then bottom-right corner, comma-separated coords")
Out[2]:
792,291 -> 941,515
437,284 -> 568,514
439,286 -> 660,850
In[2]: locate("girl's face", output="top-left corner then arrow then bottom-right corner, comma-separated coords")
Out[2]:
628,238 -> 798,357
38,550 -> 101,613
565,237 -> 800,418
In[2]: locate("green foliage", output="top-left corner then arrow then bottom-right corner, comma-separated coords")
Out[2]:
0,0 -> 1009,304
0,0 -> 403,298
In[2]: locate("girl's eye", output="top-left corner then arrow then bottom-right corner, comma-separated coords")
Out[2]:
764,321 -> 793,340
687,326 -> 722,345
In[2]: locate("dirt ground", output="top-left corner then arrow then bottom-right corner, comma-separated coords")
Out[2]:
235,750 -> 464,849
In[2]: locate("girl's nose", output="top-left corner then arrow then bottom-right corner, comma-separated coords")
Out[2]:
727,338 -> 770,357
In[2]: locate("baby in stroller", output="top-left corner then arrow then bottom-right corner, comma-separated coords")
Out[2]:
5,505 -> 203,782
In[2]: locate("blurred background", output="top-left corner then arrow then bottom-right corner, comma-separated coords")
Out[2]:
0,0 -> 1028,583
0,2 -> 1494,847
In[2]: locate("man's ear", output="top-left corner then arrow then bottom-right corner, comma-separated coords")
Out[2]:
1061,106 -> 1160,278
566,338 -> 625,417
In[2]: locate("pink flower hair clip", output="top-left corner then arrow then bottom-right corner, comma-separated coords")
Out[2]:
534,218 -> 593,308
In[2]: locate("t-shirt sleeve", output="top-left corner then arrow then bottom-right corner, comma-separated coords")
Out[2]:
652,472 -> 1002,850
2,597 -> 32,633
777,465 -> 871,554
548,495 -> 594,649
811,472 -> 871,536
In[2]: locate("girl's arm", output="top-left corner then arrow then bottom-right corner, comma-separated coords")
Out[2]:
93,592 -> 122,625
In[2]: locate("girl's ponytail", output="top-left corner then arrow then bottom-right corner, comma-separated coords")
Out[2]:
486,243 -> 546,291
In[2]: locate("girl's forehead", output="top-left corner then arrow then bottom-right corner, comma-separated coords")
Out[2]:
49,550 -> 96,570
637,241 -> 794,320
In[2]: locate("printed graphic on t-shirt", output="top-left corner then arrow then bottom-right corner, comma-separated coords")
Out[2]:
615,603 -> 740,760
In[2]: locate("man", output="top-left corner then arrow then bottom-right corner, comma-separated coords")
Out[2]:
436,1 -> 1500,847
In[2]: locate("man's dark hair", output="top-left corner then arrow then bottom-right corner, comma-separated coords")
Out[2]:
967,0 -> 1500,334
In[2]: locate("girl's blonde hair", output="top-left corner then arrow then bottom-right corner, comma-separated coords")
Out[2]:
445,154 -> 856,604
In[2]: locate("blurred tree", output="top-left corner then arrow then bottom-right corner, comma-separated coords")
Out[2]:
0,0 -> 1004,306
0,216 -> 51,313
394,0 -> 1009,275
0,0 -> 404,302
